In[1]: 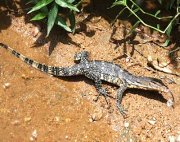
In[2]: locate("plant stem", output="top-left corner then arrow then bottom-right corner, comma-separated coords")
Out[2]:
125,4 -> 180,33
129,0 -> 173,20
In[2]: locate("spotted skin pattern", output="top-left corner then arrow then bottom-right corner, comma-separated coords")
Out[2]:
0,43 -> 174,117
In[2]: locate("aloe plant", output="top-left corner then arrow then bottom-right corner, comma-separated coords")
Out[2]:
28,0 -> 80,36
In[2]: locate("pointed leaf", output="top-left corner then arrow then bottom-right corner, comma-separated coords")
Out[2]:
69,12 -> 76,33
111,1 -> 125,8
156,24 -> 160,29
169,0 -> 176,9
67,0 -> 76,3
47,3 -> 58,36
131,3 -> 135,9
166,23 -> 173,36
31,12 -> 47,21
55,0 -> 79,12
127,21 -> 140,36
55,16 -> 72,32
157,0 -> 162,4
26,0 -> 36,5
161,39 -> 170,47
28,0 -> 53,14
40,6 -> 49,14
155,10 -> 161,17
128,7 -> 140,17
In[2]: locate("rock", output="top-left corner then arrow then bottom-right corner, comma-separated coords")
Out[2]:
168,136 -> 175,142
65,118 -> 71,123
32,25 -> 41,37
124,121 -> 129,128
176,135 -> 180,142
89,108 -> 103,122
11,120 -> 20,125
3,83 -> 11,89
54,116 -> 60,122
24,117 -> 31,122
167,99 -> 174,107
148,118 -> 156,125
30,129 -> 38,141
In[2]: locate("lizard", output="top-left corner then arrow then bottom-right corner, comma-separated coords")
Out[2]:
0,43 -> 174,117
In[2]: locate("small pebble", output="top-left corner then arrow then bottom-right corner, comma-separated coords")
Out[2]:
88,92 -> 93,95
32,129 -> 38,138
169,136 -> 175,142
3,83 -> 11,89
24,117 -> 31,122
21,74 -> 30,80
32,25 -> 41,37
167,99 -> 174,107
126,56 -> 131,63
11,120 -> 20,125
176,135 -> 180,142
89,109 -> 103,122
65,118 -> 71,123
147,56 -> 153,62
54,116 -> 60,122
65,135 -> 68,139
148,120 -> 156,125
159,61 -> 169,68
148,118 -> 156,125
30,129 -> 38,141
84,135 -> 88,139
124,122 -> 129,128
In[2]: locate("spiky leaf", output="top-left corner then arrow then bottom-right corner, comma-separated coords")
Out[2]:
127,21 -> 140,36
31,12 -> 47,21
155,10 -> 161,17
28,0 -> 53,14
55,16 -> 72,32
55,0 -> 79,12
47,3 -> 58,36
69,12 -> 76,33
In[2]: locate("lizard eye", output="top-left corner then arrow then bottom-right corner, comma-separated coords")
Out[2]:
74,53 -> 81,62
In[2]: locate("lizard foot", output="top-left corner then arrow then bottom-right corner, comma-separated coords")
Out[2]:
117,104 -> 128,118
95,88 -> 109,105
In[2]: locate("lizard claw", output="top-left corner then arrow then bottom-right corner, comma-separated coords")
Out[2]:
121,109 -> 128,118
117,103 -> 128,118
119,107 -> 128,118
99,88 -> 108,96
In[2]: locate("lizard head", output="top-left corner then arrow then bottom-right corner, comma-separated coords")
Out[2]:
74,51 -> 89,63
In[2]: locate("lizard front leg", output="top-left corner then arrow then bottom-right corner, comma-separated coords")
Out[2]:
116,82 -> 128,117
84,72 -> 109,104
94,79 -> 109,104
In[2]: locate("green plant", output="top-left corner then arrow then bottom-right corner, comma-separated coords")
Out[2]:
28,0 -> 81,36
111,0 -> 180,46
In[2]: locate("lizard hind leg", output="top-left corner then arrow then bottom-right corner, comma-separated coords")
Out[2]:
74,51 -> 89,63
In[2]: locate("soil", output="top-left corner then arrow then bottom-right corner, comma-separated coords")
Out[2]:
0,1 -> 180,142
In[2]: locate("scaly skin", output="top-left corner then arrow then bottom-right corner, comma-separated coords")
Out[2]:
0,43 -> 174,117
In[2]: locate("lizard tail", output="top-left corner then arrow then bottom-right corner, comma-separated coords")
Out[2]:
0,43 -> 81,76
